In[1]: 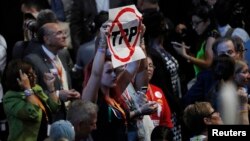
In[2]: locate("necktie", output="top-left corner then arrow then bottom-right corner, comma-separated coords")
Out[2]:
51,0 -> 65,21
54,56 -> 70,91
54,56 -> 63,83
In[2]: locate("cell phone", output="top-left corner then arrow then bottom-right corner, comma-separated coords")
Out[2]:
50,69 -> 58,76
140,86 -> 148,94
171,41 -> 190,49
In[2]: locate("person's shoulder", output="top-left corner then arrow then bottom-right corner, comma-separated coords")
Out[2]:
198,69 -> 212,76
196,70 -> 213,81
0,34 -> 7,48
232,28 -> 250,43
24,53 -> 41,60
58,48 -> 71,55
24,52 -> 46,67
32,84 -> 43,91
28,39 -> 42,47
3,90 -> 23,99
234,27 -> 249,33
150,84 -> 164,93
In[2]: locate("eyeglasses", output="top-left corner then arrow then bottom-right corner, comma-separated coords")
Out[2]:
191,20 -> 203,27
206,110 -> 217,118
239,48 -> 248,53
239,69 -> 249,74
218,49 -> 236,56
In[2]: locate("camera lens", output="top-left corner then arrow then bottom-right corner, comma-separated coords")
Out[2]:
24,19 -> 37,32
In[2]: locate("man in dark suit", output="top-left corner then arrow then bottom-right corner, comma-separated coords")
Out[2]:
25,22 -> 80,121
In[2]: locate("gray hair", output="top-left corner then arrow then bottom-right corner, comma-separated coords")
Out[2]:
67,100 -> 98,125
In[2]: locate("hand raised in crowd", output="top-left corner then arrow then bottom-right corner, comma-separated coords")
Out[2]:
140,23 -> 146,37
97,22 -> 110,51
43,72 -> 56,91
237,87 -> 248,106
135,90 -> 148,106
68,89 -> 81,99
172,42 -> 190,59
17,69 -> 31,90
140,101 -> 158,115
59,89 -> 80,101
237,87 -> 249,124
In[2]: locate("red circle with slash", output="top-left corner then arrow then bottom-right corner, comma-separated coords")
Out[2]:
107,7 -> 141,62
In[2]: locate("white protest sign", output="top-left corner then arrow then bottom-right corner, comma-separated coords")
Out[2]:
107,5 -> 146,68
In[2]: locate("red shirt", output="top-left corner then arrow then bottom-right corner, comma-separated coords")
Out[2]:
146,84 -> 173,128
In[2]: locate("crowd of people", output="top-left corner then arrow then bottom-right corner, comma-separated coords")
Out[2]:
0,0 -> 250,141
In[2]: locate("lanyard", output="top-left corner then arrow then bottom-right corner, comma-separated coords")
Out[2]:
105,96 -> 127,124
33,94 -> 49,122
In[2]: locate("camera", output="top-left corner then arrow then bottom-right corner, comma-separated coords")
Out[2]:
23,13 -> 37,32
24,19 -> 37,32
140,86 -> 148,94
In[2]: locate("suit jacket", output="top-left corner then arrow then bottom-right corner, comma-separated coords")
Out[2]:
182,70 -> 215,108
24,45 -> 73,121
12,39 -> 41,60
70,0 -> 98,52
24,46 -> 73,91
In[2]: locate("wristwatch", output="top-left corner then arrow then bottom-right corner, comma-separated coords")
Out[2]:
24,89 -> 34,97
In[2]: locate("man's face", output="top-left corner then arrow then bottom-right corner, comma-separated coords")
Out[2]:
44,23 -> 67,50
216,40 -> 237,58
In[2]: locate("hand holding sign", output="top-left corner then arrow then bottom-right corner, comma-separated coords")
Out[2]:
107,5 -> 146,68
98,23 -> 110,49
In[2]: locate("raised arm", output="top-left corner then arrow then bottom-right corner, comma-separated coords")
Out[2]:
81,25 -> 108,103
237,87 -> 249,125
134,34 -> 149,90
116,24 -> 147,93
173,36 -> 215,69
